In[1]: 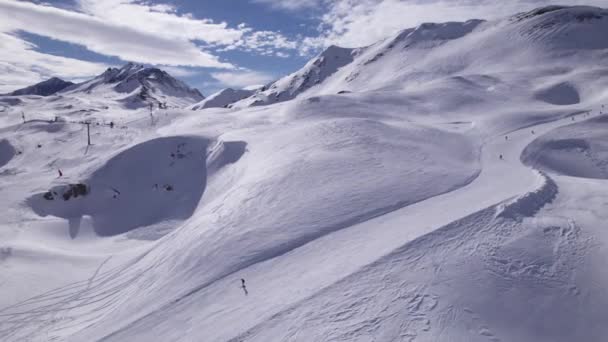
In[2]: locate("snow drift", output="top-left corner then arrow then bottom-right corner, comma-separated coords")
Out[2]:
522,115 -> 608,179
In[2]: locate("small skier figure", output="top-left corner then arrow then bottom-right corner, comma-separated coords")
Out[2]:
499,154 -> 503,160
240,278 -> 248,296
108,187 -> 121,199
531,130 -> 535,135
505,136 -> 508,140
58,169 -> 63,177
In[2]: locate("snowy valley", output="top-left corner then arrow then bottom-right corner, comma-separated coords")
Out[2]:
1,5 -> 608,342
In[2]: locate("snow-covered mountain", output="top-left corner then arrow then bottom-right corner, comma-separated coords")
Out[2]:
190,88 -> 253,110
235,5 -> 608,109
62,62 -> 204,109
3,77 -> 74,96
233,45 -> 359,107
2,5 -> 608,342
0,63 -> 205,115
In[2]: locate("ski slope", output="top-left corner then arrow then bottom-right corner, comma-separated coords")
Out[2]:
80,110 -> 602,342
1,5 -> 608,342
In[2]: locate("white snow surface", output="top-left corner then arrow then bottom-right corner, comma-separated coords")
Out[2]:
190,88 -> 253,110
1,5 -> 608,342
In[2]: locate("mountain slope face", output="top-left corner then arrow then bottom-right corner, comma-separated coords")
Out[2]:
62,63 -> 204,109
4,77 -> 74,96
191,88 -> 253,110
234,45 -> 359,107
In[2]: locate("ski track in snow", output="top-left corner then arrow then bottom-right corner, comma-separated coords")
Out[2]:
227,122 -> 589,342
0,110 -> 593,342
110,112 -> 595,342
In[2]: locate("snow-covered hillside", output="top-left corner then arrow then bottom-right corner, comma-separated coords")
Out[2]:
233,45 -> 358,107
191,88 -> 253,110
2,5 -> 608,342
233,5 -> 608,109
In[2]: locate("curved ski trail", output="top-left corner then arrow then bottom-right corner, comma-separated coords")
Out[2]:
94,111 -> 598,342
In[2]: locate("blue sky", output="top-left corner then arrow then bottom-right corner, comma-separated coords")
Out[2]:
1,0 -> 606,95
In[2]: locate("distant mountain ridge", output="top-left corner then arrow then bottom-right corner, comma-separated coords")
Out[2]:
231,5 -> 608,108
1,63 -> 205,109
5,77 -> 74,96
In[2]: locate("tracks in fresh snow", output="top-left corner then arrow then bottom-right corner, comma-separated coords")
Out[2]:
92,112 -> 598,342
0,111 -> 598,341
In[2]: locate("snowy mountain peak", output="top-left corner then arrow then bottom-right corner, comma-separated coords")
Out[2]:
100,62 -> 146,84
64,63 -> 204,109
4,77 -> 74,96
233,45 -> 358,107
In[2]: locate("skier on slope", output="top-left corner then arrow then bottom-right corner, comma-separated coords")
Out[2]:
240,278 -> 248,296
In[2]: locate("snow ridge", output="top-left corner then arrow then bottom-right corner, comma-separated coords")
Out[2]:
4,77 -> 74,97
495,171 -> 558,221
234,45 -> 358,107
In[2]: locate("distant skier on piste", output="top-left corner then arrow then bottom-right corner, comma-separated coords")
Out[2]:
241,278 -> 248,296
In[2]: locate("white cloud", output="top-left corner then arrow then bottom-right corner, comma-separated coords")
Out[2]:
0,33 -> 108,93
0,0 -> 234,68
0,0 -> 305,92
0,0 -> 304,67
252,0 -> 325,11
211,70 -> 275,88
159,66 -> 200,78
78,0 -> 243,46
